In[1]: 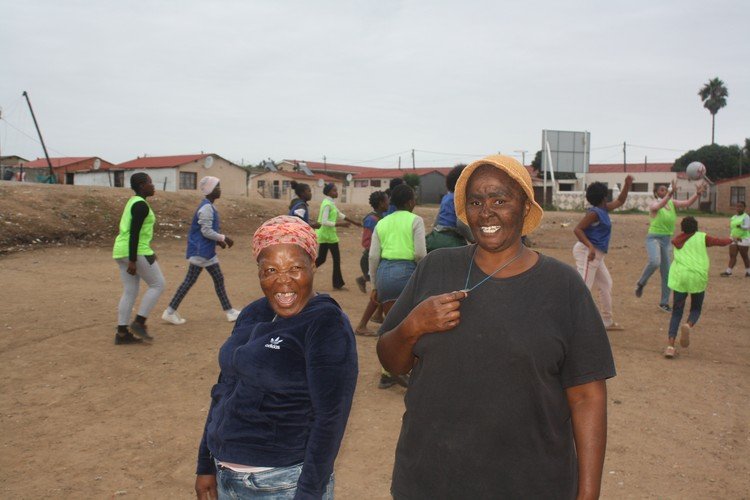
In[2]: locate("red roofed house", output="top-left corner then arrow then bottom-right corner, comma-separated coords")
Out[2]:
21,157 -> 115,184
112,154 -> 249,196
279,160 -> 454,205
250,168 -> 343,203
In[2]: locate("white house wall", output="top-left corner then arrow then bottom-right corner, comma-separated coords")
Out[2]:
74,171 -> 117,187
127,168 -> 178,192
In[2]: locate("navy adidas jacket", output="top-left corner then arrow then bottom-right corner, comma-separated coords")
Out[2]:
196,294 -> 358,499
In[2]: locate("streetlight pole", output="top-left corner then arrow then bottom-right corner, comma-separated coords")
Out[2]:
514,150 -> 528,165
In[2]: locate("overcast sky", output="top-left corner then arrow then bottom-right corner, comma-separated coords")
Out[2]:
1,0 -> 748,168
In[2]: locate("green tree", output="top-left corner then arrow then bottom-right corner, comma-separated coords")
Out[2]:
698,77 -> 729,145
402,173 -> 420,189
531,150 -> 542,176
672,143 -> 746,181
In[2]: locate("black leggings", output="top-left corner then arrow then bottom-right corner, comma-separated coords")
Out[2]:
168,263 -> 232,311
316,243 -> 345,289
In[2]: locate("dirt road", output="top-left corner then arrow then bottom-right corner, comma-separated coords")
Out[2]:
1,210 -> 748,498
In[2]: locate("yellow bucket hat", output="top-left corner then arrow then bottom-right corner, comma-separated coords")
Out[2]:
454,154 -> 544,236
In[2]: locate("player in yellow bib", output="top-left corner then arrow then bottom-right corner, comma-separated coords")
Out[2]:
112,173 -> 166,344
663,216 -> 732,358
720,201 -> 750,277
314,183 -> 361,290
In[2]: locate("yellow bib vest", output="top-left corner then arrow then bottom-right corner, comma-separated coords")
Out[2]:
316,198 -> 339,244
376,210 -> 417,260
730,214 -> 750,239
649,199 -> 676,235
668,232 -> 709,293
113,196 -> 155,259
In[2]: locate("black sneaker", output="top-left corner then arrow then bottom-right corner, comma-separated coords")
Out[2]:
355,276 -> 367,294
658,304 -> 672,313
378,373 -> 409,389
635,283 -> 644,298
129,321 -> 154,342
378,374 -> 396,389
115,331 -> 143,345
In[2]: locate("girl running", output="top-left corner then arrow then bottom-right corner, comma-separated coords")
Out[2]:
720,201 -> 750,277
663,216 -> 732,358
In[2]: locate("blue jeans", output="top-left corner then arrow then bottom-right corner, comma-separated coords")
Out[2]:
637,234 -> 672,306
216,462 -> 333,499
375,259 -> 417,303
669,291 -> 705,339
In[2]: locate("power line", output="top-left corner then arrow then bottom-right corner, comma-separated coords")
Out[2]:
0,117 -> 68,157
590,143 -> 621,150
414,149 -> 486,157
628,144 -> 687,153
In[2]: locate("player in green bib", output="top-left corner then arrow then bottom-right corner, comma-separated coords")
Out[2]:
720,201 -> 750,277
112,173 -> 166,344
635,181 -> 704,312
663,216 -> 732,358
314,183 -> 361,290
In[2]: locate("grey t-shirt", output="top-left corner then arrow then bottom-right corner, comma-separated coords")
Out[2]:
380,245 -> 616,500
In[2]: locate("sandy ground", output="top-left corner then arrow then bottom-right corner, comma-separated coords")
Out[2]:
1,204 -> 748,499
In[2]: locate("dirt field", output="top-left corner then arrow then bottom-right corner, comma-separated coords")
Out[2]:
0,183 -> 748,498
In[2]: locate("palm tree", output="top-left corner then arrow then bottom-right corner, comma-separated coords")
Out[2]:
698,77 -> 729,145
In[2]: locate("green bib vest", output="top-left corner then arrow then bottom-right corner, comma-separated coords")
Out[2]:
648,199 -> 676,235
668,232 -> 709,293
730,214 -> 750,239
316,198 -> 339,244
113,196 -> 155,259
376,210 -> 417,261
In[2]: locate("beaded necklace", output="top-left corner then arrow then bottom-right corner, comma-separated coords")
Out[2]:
462,244 -> 525,293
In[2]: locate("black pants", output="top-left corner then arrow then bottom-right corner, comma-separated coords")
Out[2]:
316,242 -> 345,289
168,263 -> 232,311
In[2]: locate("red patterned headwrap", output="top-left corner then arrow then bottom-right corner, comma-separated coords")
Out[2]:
252,215 -> 318,262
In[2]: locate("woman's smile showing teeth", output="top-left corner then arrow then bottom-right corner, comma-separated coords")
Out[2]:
480,225 -> 501,234
274,291 -> 297,306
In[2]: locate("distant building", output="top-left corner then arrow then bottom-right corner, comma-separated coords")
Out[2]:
0,155 -> 29,181
279,160 -> 457,204
250,170 -> 342,202
20,157 -> 115,184
714,173 -> 750,213
76,154 -> 249,196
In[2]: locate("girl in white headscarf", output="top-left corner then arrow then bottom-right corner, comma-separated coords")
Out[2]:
162,176 -> 241,325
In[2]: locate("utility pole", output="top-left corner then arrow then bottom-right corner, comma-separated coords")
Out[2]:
623,141 -> 627,171
514,150 -> 528,165
22,91 -> 54,181
398,156 -> 402,170
411,149 -> 415,170
323,155 -> 327,172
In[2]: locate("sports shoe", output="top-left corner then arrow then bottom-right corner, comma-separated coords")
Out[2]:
128,321 -> 153,342
635,283 -> 644,298
720,271 -> 732,277
226,309 -> 240,322
664,345 -> 676,358
679,323 -> 691,348
658,304 -> 672,313
162,309 -> 186,325
605,322 -> 624,331
114,331 -> 143,345
378,373 -> 410,389
355,276 -> 367,294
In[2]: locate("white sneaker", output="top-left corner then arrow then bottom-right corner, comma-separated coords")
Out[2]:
162,309 -> 186,325
226,309 -> 240,322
